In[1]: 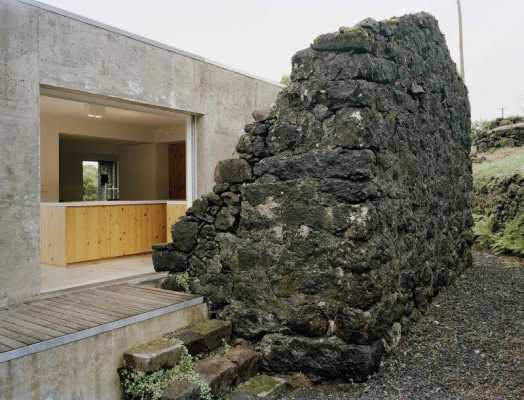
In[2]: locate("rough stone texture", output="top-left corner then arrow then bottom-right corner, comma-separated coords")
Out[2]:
155,13 -> 472,380
231,375 -> 290,400
224,346 -> 262,383
165,319 -> 232,355
163,345 -> 261,400
473,122 -> 524,152
123,337 -> 184,372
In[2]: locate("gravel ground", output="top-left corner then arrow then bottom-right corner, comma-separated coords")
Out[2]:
284,252 -> 524,400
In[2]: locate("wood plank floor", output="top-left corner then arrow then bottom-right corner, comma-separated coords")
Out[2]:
0,284 -> 202,363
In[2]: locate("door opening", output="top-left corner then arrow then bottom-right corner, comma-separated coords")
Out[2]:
168,142 -> 186,200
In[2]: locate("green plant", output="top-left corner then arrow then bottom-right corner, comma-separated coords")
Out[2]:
175,272 -> 191,293
491,211 -> 524,256
280,74 -> 291,86
222,339 -> 231,354
472,214 -> 495,249
119,347 -> 211,400
82,163 -> 98,201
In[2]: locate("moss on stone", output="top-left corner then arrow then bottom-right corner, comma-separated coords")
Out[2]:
128,338 -> 183,354
192,319 -> 229,335
236,375 -> 282,395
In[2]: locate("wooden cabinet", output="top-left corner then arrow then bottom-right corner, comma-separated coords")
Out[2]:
166,202 -> 187,240
40,203 -> 168,266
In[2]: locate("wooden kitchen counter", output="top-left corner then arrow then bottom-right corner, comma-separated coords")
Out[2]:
40,201 -> 186,266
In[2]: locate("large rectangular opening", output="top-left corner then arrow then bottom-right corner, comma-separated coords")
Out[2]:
39,87 -> 193,292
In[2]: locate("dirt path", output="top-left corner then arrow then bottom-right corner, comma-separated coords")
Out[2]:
285,252 -> 524,400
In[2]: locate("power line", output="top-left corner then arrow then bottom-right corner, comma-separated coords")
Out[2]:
457,0 -> 465,82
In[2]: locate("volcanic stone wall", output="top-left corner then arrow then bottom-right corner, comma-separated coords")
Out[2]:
154,12 -> 472,380
474,123 -> 524,152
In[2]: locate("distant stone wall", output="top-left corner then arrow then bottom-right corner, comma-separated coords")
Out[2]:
154,12 -> 472,380
473,174 -> 524,256
474,123 -> 524,152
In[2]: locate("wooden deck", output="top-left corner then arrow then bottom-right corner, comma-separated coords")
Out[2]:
0,284 -> 202,363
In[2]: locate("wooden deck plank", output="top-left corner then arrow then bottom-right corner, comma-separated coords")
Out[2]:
93,287 -> 175,308
1,314 -> 67,338
36,300 -> 117,323
0,318 -> 56,341
0,332 -> 27,349
54,296 -> 130,319
109,285 -> 186,302
98,287 -> 178,305
0,326 -> 40,346
75,291 -> 154,314
129,285 -> 194,299
0,342 -> 11,352
128,287 -> 197,302
63,291 -> 147,315
17,304 -> 99,330
7,309 -> 79,334
128,285 -> 195,299
103,284 -> 178,300
90,289 -> 168,311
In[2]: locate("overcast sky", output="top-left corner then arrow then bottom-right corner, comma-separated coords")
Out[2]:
40,0 -> 524,121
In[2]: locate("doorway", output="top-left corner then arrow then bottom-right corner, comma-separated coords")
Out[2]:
169,142 -> 186,200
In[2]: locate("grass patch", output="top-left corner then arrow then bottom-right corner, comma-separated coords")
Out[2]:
473,147 -> 524,182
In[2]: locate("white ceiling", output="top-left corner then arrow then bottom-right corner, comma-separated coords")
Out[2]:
40,95 -> 187,129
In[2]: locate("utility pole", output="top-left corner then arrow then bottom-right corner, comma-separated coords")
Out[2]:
457,0 -> 465,81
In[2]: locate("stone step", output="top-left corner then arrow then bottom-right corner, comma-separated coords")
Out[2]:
123,337 -> 185,373
123,319 -> 231,373
165,319 -> 232,356
231,375 -> 291,400
163,345 -> 261,400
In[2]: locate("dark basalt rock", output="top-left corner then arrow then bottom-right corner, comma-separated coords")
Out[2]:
152,244 -> 188,273
257,334 -> 384,382
215,159 -> 253,184
154,12 -> 472,381
171,218 -> 199,253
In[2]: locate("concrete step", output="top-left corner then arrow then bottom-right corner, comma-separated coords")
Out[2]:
163,345 -> 261,400
231,375 -> 291,400
165,319 -> 232,355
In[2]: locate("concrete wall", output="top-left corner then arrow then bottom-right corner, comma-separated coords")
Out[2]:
0,1 -> 41,306
0,0 -> 281,304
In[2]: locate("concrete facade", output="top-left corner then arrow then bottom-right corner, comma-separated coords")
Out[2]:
0,0 -> 281,304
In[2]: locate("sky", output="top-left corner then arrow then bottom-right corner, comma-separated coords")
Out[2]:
39,0 -> 524,121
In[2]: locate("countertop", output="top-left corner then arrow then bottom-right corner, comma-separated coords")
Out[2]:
41,200 -> 187,207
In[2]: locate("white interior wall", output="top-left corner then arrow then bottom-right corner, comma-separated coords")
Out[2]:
40,114 -> 184,202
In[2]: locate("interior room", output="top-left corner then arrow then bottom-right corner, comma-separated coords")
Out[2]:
39,90 -> 190,292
